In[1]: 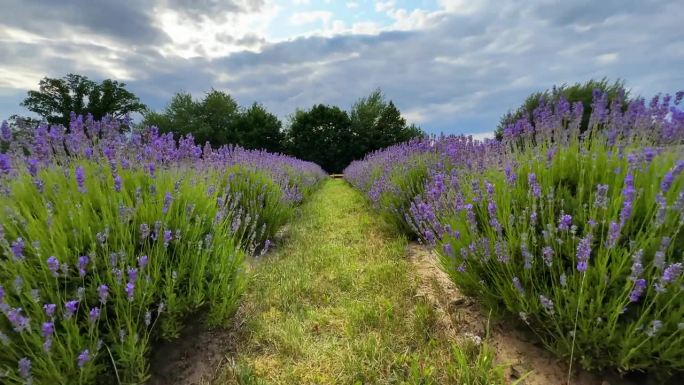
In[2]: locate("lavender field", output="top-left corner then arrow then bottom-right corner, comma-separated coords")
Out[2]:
1,88 -> 682,385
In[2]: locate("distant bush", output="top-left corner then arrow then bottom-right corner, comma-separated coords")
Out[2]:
495,78 -> 628,140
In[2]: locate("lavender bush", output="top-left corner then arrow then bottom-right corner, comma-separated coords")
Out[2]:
0,115 -> 325,384
345,91 -> 684,374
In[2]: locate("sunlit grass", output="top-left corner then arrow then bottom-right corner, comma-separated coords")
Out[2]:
216,179 -> 511,385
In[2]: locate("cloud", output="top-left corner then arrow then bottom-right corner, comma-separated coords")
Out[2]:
375,1 -> 396,13
1,0 -> 683,136
289,11 -> 333,25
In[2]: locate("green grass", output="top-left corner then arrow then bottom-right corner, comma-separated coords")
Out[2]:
216,179 -> 511,385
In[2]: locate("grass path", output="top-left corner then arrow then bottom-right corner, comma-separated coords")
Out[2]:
215,179 -> 506,385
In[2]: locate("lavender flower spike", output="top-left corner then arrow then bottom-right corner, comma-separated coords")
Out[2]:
75,166 -> 86,192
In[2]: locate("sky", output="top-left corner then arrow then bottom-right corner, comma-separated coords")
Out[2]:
0,0 -> 683,137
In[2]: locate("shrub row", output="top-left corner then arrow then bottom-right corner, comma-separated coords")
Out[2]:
0,116 -> 326,384
344,91 -> 684,375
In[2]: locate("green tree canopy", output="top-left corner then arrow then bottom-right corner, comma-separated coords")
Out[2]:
143,90 -> 241,146
495,78 -> 628,139
349,89 -> 423,159
144,90 -> 286,151
21,74 -> 146,126
233,103 -> 284,153
285,104 -> 353,173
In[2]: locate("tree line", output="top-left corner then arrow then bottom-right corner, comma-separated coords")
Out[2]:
14,74 -> 423,173
12,73 -> 629,172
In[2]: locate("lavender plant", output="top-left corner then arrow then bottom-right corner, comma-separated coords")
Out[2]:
346,91 -> 684,374
0,115 -> 325,384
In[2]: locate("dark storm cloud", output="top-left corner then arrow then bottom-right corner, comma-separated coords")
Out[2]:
1,0 -> 167,45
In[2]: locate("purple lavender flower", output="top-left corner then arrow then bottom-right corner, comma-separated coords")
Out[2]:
575,233 -> 592,272
44,337 -> 53,352
629,250 -> 644,280
495,241 -> 509,263
8,308 -> 30,332
78,255 -> 89,277
442,243 -> 454,258
620,174 -> 636,226
144,311 -> 152,326
96,227 -> 108,245
98,284 -> 109,303
163,191 -> 173,214
114,174 -> 122,192
44,303 -> 56,318
11,237 -> 24,260
127,267 -> 138,283
558,214 -> 572,231
504,164 -> 517,185
0,120 -> 11,142
629,278 -> 647,302
26,157 -> 39,177
47,256 -> 60,277
542,246 -> 554,267
594,184 -> 609,209
606,221 -> 620,248
89,307 -> 100,323
75,166 -> 86,192
77,349 -> 91,368
528,173 -> 541,198
512,277 -> 525,294
0,285 -> 4,304
65,300 -> 79,319
539,295 -> 554,314
126,282 -> 135,301
138,255 -> 148,270
163,229 -> 172,247
0,153 -> 11,175
18,357 -> 31,379
41,321 -> 54,337
487,201 -> 497,217
521,243 -> 533,269
661,172 -> 674,194
112,267 -> 123,283
662,263 -> 682,285
140,223 -> 150,239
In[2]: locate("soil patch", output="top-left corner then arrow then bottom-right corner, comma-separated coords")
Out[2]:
407,243 -> 602,385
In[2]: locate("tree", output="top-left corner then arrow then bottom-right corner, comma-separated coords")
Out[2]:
285,104 -> 353,173
143,90 -> 240,146
21,74 -> 146,126
144,90 -> 286,151
495,78 -> 628,139
233,103 -> 284,153
349,89 -> 424,159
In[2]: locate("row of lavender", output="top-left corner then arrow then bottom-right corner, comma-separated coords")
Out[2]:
345,91 -> 684,374
0,115 -> 326,384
